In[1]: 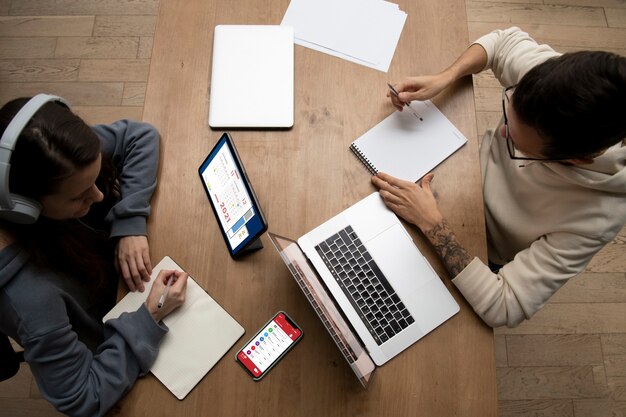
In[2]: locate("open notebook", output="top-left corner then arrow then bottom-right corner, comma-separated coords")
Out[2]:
350,100 -> 467,182
103,256 -> 244,399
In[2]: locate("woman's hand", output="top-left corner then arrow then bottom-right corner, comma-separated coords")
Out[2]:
115,235 -> 152,292
145,270 -> 188,322
387,73 -> 453,111
371,172 -> 443,233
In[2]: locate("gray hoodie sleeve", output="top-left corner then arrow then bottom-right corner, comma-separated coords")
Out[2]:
91,120 -> 160,238
22,304 -> 167,417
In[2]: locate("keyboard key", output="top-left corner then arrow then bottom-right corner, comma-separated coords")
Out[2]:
384,326 -> 395,338
391,321 -> 402,333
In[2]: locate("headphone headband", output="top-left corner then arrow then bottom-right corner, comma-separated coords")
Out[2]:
0,94 -> 71,223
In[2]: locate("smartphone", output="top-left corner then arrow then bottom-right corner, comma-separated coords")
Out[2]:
236,311 -> 303,380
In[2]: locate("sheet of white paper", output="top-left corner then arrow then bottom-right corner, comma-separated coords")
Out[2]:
282,0 -> 406,72
293,5 -> 406,73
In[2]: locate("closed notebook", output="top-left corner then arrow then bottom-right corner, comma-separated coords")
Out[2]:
350,100 -> 467,182
103,256 -> 244,400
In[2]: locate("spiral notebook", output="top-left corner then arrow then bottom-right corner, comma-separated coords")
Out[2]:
350,100 -> 467,182
103,256 -> 244,400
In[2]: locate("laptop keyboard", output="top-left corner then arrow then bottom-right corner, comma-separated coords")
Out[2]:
314,225 -> 415,345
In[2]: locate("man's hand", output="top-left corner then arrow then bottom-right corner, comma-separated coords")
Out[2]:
387,73 -> 453,111
371,172 -> 472,277
371,172 -> 443,233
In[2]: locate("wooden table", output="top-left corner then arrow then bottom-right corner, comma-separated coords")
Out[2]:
116,0 -> 497,415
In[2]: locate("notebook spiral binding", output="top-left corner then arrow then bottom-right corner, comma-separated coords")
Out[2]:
349,143 -> 378,175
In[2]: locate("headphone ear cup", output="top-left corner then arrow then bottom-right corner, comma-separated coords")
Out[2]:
0,194 -> 41,224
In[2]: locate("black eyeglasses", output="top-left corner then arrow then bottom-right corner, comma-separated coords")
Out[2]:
502,85 -> 571,162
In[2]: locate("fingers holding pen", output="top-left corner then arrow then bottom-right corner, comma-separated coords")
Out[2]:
388,74 -> 452,105
146,270 -> 189,322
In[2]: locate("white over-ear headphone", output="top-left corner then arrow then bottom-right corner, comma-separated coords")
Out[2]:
0,94 -> 71,224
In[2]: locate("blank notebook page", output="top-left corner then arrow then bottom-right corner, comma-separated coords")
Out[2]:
350,100 -> 467,182
103,256 -> 244,399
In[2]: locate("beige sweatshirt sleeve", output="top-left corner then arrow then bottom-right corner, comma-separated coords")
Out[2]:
452,232 -> 608,327
473,26 -> 561,87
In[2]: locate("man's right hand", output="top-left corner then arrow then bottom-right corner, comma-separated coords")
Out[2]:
387,73 -> 453,110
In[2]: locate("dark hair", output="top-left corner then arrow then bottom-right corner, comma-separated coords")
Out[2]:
0,97 -> 119,298
512,51 -> 626,159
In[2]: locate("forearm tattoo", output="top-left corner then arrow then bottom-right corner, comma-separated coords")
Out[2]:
424,219 -> 472,277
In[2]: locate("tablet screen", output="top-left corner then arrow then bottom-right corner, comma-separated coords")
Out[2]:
199,133 -> 267,256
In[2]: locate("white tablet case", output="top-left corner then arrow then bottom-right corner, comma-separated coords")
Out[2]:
208,25 -> 294,128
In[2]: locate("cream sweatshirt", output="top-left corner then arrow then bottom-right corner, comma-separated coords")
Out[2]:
451,27 -> 626,327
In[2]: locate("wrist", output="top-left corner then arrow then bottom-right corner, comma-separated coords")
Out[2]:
145,302 -> 163,323
440,67 -> 459,86
417,212 -> 444,235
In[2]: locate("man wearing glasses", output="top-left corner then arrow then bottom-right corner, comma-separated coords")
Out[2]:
373,27 -> 626,328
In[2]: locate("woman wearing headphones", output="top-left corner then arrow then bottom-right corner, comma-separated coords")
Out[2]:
0,95 -> 188,417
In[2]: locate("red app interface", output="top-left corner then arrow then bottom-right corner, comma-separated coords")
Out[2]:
237,313 -> 301,378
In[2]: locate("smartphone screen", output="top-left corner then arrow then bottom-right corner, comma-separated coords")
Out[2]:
236,312 -> 303,380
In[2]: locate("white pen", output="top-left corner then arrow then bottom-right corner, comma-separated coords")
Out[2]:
157,274 -> 176,309
387,83 -> 424,121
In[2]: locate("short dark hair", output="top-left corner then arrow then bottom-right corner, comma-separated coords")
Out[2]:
512,51 -> 626,159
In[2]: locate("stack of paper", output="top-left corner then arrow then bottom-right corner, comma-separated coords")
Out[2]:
281,0 -> 407,72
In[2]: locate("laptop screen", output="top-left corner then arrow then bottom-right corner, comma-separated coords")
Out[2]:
269,232 -> 375,387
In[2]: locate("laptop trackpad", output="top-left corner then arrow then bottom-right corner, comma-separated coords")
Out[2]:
365,223 -> 436,296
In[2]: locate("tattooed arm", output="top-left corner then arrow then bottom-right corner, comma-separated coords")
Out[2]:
371,172 -> 472,278
423,220 -> 472,277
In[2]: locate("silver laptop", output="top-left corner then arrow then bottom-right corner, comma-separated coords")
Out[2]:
208,25 -> 294,128
269,192 -> 459,386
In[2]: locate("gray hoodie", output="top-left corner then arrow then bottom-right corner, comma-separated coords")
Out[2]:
0,120 -> 167,416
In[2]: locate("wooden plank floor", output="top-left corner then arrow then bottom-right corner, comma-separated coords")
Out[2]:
0,1 -> 624,416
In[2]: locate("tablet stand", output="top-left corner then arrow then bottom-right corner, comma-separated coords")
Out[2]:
242,237 -> 264,253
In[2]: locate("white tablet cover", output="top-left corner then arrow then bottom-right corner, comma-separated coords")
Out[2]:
209,25 -> 294,128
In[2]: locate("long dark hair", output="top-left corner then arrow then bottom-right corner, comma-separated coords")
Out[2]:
513,51 -> 626,159
0,97 -> 120,292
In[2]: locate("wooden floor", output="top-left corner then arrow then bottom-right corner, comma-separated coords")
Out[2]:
0,1 -> 624,416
